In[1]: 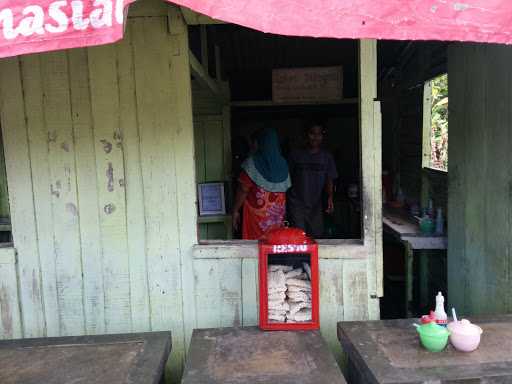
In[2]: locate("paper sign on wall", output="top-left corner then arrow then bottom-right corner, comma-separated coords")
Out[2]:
272,66 -> 343,104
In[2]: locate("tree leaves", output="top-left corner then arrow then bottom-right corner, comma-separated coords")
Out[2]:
430,74 -> 448,171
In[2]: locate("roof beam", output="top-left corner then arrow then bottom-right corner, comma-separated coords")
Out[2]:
189,50 -> 225,99
200,25 -> 209,74
180,7 -> 225,25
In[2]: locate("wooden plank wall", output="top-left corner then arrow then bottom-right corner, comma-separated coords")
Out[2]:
194,116 -> 229,239
0,2 -> 196,381
448,43 -> 512,315
192,79 -> 231,240
0,247 -> 21,339
191,245 -> 371,363
0,135 -> 9,218
0,4 -> 382,380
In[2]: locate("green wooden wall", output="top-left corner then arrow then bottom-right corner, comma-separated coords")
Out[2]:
448,43 -> 512,315
192,86 -> 232,240
0,2 -> 197,380
0,134 -> 9,219
0,6 -> 382,381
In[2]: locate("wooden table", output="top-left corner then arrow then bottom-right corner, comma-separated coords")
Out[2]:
182,327 -> 346,384
338,316 -> 512,383
383,207 -> 447,316
0,332 -> 171,384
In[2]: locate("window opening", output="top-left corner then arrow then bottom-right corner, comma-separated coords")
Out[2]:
423,74 -> 448,172
191,25 -> 362,241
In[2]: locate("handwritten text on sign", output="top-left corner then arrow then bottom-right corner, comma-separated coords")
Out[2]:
272,66 -> 343,104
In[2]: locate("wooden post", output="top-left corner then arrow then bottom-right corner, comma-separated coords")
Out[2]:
405,242 -> 414,317
200,25 -> 209,74
168,3 -> 198,358
0,58 -> 46,338
359,39 -> 382,318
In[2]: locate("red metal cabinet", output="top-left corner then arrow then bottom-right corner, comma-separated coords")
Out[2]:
258,227 -> 319,330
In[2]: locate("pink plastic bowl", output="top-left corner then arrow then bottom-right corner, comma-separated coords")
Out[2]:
447,320 -> 482,352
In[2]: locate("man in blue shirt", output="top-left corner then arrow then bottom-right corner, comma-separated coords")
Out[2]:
287,121 -> 338,238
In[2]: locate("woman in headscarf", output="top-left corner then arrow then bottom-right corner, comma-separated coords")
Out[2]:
232,128 -> 291,240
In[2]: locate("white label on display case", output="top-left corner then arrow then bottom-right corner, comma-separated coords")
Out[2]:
272,244 -> 308,253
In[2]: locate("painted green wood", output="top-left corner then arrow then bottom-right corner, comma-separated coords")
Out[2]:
194,120 -> 206,183
448,43 -> 512,316
193,258 -> 242,328
508,48 -> 512,315
0,58 -> 46,338
359,39 -> 382,318
68,48 -> 106,335
0,136 -> 9,219
447,45 -> 467,313
319,259 -> 344,363
191,81 -> 224,116
192,252 -> 366,366
204,119 -> 224,182
0,10 -> 382,381
193,259 -> 221,329
222,105 -> 232,183
483,46 -> 510,314
131,15 -> 186,380
20,54 -> 60,337
206,223 -> 227,239
0,247 -> 21,339
241,258 -> 258,325
218,259 -> 243,326
41,51 -> 85,336
168,4 -> 198,357
116,27 -> 151,333
88,43 -> 132,334
463,45 -> 487,315
194,115 -> 230,240
342,260 -> 369,321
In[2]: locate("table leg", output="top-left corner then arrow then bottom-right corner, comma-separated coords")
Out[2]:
419,251 -> 429,312
405,242 -> 414,318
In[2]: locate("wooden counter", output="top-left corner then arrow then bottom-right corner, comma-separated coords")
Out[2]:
338,316 -> 512,383
0,332 -> 171,384
383,207 -> 447,249
182,327 -> 346,384
383,206 -> 447,316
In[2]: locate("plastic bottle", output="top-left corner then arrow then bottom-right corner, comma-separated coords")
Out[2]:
434,292 -> 448,327
420,214 -> 434,234
427,199 -> 434,217
435,208 -> 444,235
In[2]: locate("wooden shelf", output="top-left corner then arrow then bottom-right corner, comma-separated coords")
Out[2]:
230,98 -> 359,107
197,214 -> 232,224
382,207 -> 446,250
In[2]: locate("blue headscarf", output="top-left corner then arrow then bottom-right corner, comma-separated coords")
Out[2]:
241,128 -> 291,192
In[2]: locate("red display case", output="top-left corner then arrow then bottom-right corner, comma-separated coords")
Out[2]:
258,227 -> 319,331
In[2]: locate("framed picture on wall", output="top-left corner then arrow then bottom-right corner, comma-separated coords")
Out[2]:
197,182 -> 226,216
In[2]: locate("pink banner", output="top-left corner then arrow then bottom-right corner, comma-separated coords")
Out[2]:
0,0 -> 133,58
1,0 -> 512,59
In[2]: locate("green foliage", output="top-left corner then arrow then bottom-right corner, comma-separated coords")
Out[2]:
430,74 -> 448,171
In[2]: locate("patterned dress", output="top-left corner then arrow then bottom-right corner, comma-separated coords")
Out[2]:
239,171 -> 286,240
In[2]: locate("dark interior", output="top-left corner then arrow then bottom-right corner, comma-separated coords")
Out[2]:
191,25 -> 362,239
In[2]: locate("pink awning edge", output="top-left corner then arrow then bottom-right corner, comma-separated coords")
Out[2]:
1,0 -> 512,59
174,0 -> 512,43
